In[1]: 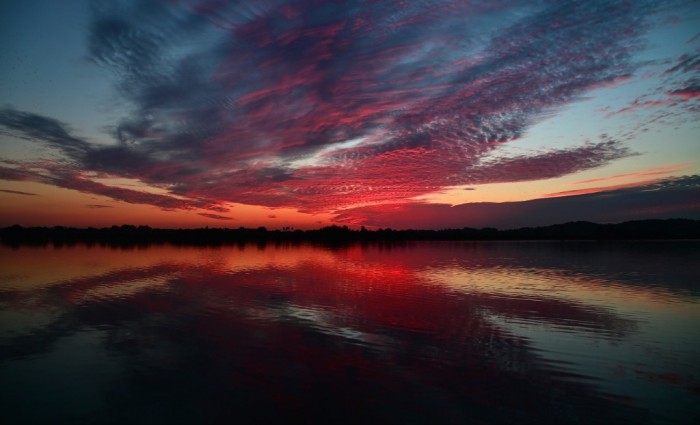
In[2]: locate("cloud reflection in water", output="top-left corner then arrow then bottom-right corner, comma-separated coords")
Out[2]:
1,241 -> 699,424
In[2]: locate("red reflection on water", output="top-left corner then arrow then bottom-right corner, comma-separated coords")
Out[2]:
2,243 -> 683,423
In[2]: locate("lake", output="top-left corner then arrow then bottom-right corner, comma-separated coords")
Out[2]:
1,241 -> 699,424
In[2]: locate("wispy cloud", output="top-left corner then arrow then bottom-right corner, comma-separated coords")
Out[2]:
0,189 -> 38,196
604,98 -> 675,118
2,0 -> 693,223
571,164 -> 689,185
198,213 -> 233,221
663,51 -> 700,75
607,47 -> 700,117
669,86 -> 700,99
0,109 -> 90,158
544,179 -> 665,198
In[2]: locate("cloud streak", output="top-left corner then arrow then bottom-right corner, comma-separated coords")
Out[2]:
571,164 -> 689,185
0,189 -> 38,196
198,213 -> 233,221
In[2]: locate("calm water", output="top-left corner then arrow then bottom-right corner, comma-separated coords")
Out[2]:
1,241 -> 699,424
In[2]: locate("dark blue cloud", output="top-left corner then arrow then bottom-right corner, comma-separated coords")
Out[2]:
0,108 -> 90,158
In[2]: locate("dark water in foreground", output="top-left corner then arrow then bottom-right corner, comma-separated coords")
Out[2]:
1,241 -> 699,424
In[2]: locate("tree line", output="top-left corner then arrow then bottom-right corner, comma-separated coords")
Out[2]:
1,219 -> 699,248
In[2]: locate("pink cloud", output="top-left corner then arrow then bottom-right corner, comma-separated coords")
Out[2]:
669,87 -> 700,99
605,98 -> 675,118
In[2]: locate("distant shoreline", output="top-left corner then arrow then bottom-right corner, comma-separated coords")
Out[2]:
1,219 -> 699,247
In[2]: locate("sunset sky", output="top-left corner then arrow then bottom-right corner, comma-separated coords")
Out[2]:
1,0 -> 699,229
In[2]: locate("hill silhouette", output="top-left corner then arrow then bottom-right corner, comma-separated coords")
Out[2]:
1,219 -> 699,248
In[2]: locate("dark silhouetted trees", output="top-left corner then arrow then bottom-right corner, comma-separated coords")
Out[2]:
1,219 -> 699,248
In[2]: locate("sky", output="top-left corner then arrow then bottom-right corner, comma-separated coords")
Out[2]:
0,0 -> 699,230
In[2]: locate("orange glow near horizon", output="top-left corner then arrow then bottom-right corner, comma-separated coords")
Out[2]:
1,159 -> 697,229
419,162 -> 694,206
0,180 -> 336,229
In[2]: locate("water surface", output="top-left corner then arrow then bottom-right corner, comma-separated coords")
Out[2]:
1,241 -> 699,424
